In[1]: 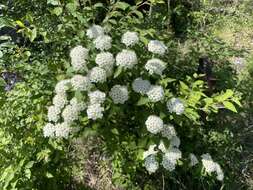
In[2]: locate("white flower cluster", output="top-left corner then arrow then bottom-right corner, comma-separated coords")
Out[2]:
162,148 -> 182,171
167,98 -> 185,115
70,97 -> 86,112
87,103 -> 104,120
94,35 -> 112,51
55,79 -> 71,94
70,45 -> 89,71
55,122 -> 71,138
148,40 -> 167,55
62,104 -> 79,123
109,85 -> 129,104
87,90 -> 106,120
143,116 -> 183,172
201,153 -> 224,181
86,25 -> 104,39
71,75 -> 91,91
147,85 -> 164,102
143,144 -> 158,159
53,93 -> 68,109
132,78 -> 151,95
145,115 -> 164,134
121,31 -> 139,47
145,58 -> 166,76
116,49 -> 138,69
47,105 -> 61,122
89,67 -> 107,83
95,52 -> 115,69
144,155 -> 159,173
88,90 -> 106,104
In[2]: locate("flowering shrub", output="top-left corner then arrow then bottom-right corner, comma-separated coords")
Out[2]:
42,24 -> 241,184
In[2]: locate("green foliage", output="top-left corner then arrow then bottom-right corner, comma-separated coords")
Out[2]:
0,0 -> 252,190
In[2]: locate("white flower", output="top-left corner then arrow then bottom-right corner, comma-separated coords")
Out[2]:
167,98 -> 185,115
52,93 -> 68,109
88,90 -> 106,104
143,144 -> 158,159
201,153 -> 217,173
89,67 -> 107,83
70,45 -> 89,71
147,85 -> 164,102
86,25 -> 104,39
132,78 -> 151,95
121,31 -> 139,47
55,79 -> 71,94
87,103 -> 104,120
55,122 -> 71,138
201,153 -> 224,181
116,49 -> 137,69
62,104 -> 79,124
162,156 -> 175,171
70,97 -> 86,111
145,115 -> 163,134
47,105 -> 61,122
94,35 -> 112,51
158,141 -> 167,153
144,155 -> 159,173
145,58 -> 166,76
71,75 -> 91,91
95,52 -> 115,68
161,124 -> 176,140
43,123 -> 55,137
170,136 -> 180,148
109,85 -> 129,104
148,40 -> 167,55
189,153 -> 199,167
162,148 -> 182,171
215,163 -> 224,181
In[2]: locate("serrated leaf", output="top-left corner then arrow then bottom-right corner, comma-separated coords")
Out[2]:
215,89 -> 234,102
223,101 -> 237,113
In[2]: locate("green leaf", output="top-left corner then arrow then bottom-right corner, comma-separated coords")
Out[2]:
45,172 -> 54,178
16,20 -> 25,28
74,90 -> 83,101
113,66 -> 123,78
136,97 -> 150,106
52,7 -> 63,16
66,3 -> 77,14
180,81 -> 189,90
30,28 -> 37,42
223,101 -> 237,113
111,128 -> 119,135
47,0 -> 60,5
114,2 -> 130,11
25,161 -> 34,169
215,89 -> 234,102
